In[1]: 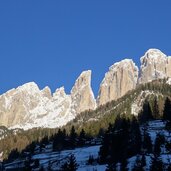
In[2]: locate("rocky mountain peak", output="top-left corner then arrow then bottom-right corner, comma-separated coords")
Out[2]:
71,70 -> 92,92
17,82 -> 40,93
41,86 -> 51,99
97,59 -> 138,106
1,48 -> 171,130
109,59 -> 136,71
143,48 -> 166,59
71,70 -> 96,114
53,87 -> 66,98
139,49 -> 171,84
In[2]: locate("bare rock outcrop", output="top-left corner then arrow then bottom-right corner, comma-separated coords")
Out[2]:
1,48 -> 171,130
0,82 -> 72,129
139,49 -> 171,84
97,59 -> 138,106
0,71 -> 97,129
71,70 -> 96,114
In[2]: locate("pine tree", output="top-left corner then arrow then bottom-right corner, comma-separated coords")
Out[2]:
34,159 -> 40,168
139,100 -> 153,123
153,97 -> 160,119
61,154 -> 78,171
168,164 -> 171,171
53,129 -> 65,151
87,155 -> 95,165
128,117 -> 141,156
143,132 -> 152,154
47,161 -> 52,171
150,156 -> 163,171
99,133 -> 111,163
120,158 -> 128,171
61,162 -> 68,171
163,97 -> 171,121
24,159 -> 32,171
165,121 -> 171,134
39,166 -> 45,171
141,154 -> 146,167
7,148 -> 20,162
78,129 -> 86,146
154,133 -> 165,156
106,162 -> 116,171
70,126 -> 77,148
166,141 -> 171,153
132,155 -> 143,171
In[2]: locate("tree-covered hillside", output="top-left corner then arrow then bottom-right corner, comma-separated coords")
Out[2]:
0,79 -> 171,160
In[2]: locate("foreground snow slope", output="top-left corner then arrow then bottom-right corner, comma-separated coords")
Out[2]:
5,145 -> 106,171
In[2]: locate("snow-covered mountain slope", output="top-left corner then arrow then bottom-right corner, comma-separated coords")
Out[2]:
131,90 -> 164,116
127,120 -> 171,171
0,70 -> 96,130
4,145 -> 106,171
0,82 -> 73,130
4,120 -> 171,171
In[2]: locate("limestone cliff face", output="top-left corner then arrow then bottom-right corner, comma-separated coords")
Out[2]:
0,82 -> 72,129
139,49 -> 171,84
97,59 -> 138,106
71,70 -> 96,114
1,48 -> 171,130
0,71 -> 96,129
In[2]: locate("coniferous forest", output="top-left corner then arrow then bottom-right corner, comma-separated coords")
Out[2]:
1,80 -> 171,170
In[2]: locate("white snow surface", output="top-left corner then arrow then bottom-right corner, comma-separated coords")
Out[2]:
5,145 -> 106,170
0,81 -> 76,130
0,69 -> 97,130
5,120 -> 171,171
140,49 -> 167,65
167,78 -> 171,85
131,90 -> 163,116
127,120 -> 171,171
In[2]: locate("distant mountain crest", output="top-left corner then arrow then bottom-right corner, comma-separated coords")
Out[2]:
0,48 -> 171,129
139,48 -> 171,84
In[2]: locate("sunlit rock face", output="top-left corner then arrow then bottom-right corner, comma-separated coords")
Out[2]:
0,71 -> 96,130
139,49 -> 171,84
97,59 -> 138,106
71,70 -> 96,114
1,48 -> 171,130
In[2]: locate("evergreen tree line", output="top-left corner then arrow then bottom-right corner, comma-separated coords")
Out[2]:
3,95 -> 171,163
139,96 -> 171,123
99,115 -> 141,165
100,117 -> 171,170
5,126 -> 92,164
99,96 -> 171,170
1,80 -> 171,162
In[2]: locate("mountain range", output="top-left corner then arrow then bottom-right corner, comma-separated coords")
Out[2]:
0,48 -> 171,130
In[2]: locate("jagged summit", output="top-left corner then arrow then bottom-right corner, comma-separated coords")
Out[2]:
97,59 -> 138,106
53,86 -> 66,98
109,59 -> 135,70
71,70 -> 92,93
143,48 -> 166,58
17,82 -> 39,92
71,70 -> 96,114
1,48 -> 171,130
140,49 -> 167,68
139,48 -> 171,84
0,71 -> 96,130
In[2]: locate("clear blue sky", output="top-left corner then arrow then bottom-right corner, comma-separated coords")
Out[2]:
0,1 -> 171,96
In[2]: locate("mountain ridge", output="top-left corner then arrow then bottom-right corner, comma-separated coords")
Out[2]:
1,48 -> 171,130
